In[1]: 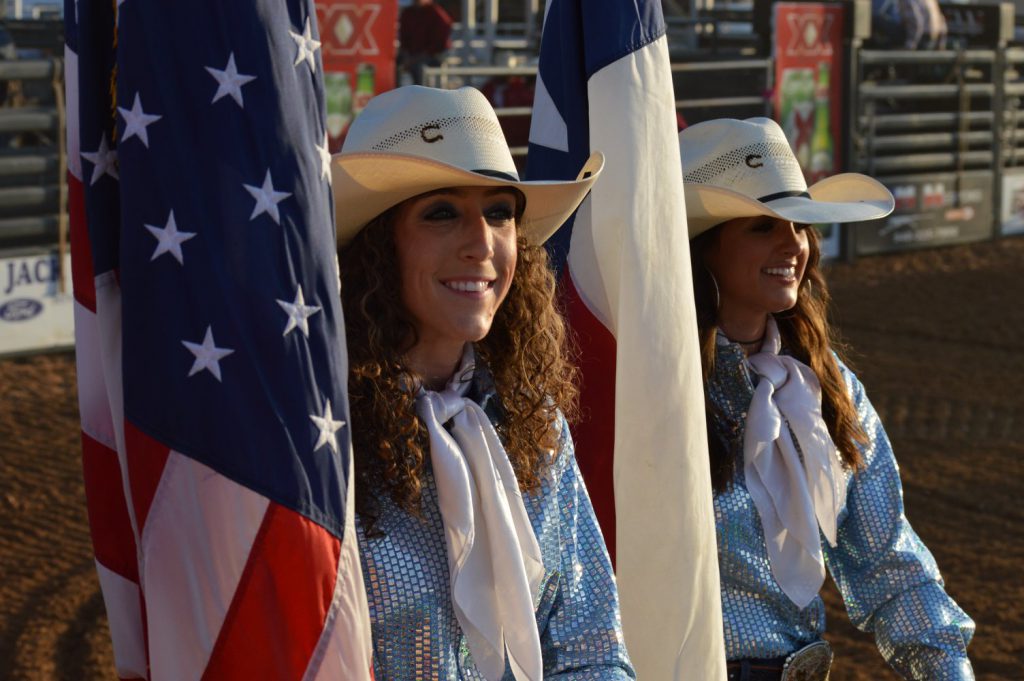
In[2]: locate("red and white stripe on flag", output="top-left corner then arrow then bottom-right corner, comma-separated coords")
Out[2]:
66,1 -> 374,678
527,0 -> 727,677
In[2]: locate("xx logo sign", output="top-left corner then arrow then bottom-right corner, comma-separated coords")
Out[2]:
319,3 -> 382,56
784,13 -> 835,57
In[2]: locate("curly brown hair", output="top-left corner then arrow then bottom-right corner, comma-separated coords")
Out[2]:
338,207 -> 578,532
690,224 -> 867,492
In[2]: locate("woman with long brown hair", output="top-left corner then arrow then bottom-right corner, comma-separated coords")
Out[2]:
680,118 -> 974,680
330,85 -> 633,680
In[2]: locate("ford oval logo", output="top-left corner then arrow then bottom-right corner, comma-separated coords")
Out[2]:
0,298 -> 43,322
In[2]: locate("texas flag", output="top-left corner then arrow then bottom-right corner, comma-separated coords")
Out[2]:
66,1 -> 373,678
527,0 -> 727,678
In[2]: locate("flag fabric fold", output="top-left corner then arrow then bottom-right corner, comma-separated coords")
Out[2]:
66,1 -> 373,678
527,1 -> 727,678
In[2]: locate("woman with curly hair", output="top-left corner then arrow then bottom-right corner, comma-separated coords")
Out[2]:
680,118 -> 974,680
330,85 -> 633,681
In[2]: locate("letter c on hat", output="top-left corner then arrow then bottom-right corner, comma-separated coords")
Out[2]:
421,125 -> 443,143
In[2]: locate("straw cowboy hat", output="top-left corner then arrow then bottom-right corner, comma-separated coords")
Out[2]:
331,85 -> 604,246
679,117 -> 894,238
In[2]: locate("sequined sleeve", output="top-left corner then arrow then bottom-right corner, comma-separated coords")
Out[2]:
534,418 -> 636,680
823,365 -> 975,680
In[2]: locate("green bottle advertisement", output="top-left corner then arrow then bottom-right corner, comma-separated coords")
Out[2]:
808,61 -> 834,184
325,71 -> 352,144
779,67 -> 815,171
353,63 -> 376,116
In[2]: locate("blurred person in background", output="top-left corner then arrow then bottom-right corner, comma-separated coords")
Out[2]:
681,117 -> 975,681
398,0 -> 452,85
872,0 -> 947,49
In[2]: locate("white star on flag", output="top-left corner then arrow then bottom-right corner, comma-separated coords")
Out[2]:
290,18 -> 322,73
206,53 -> 257,108
244,170 -> 292,224
81,133 -> 119,185
316,131 -> 331,181
145,210 -> 197,265
310,400 -> 346,453
277,285 -> 322,337
182,326 -> 235,382
117,92 -> 162,148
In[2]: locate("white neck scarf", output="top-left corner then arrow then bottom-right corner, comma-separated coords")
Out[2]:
739,318 -> 847,608
415,346 -> 545,681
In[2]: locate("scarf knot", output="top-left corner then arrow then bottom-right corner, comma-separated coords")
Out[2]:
422,387 -> 469,426
749,352 -> 791,390
739,318 -> 848,608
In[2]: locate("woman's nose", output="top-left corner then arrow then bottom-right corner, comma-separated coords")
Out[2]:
460,209 -> 494,261
777,221 -> 804,253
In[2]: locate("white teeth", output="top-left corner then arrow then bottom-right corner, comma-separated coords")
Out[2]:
764,267 -> 796,278
445,280 -> 490,292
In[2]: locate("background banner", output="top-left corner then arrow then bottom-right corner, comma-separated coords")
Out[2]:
773,1 -> 846,258
855,171 -> 994,254
316,0 -> 399,150
773,1 -> 845,184
0,252 -> 73,356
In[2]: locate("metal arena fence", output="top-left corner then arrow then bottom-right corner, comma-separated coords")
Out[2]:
425,0 -> 1024,260
4,5 -> 1019,261
0,56 -> 65,255
2,3 -> 1024,354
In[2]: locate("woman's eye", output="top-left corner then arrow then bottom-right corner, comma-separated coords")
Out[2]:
423,203 -> 457,221
750,220 -> 774,233
795,223 -> 812,232
485,203 -> 515,222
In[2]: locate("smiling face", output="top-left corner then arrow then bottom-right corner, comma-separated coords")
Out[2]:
392,185 -> 521,376
704,215 -> 810,336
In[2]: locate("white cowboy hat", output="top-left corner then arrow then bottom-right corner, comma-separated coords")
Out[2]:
679,117 -> 894,238
331,85 -> 604,246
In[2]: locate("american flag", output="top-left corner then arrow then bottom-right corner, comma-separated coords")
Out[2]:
526,0 -> 727,678
66,1 -> 373,678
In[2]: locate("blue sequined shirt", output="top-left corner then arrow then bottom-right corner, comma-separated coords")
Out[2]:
355,370 -> 635,680
708,339 -> 975,679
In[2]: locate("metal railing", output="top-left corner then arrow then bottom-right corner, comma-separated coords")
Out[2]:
9,7 -> 1022,267
0,56 -> 66,266
670,58 -> 772,120
422,63 -> 537,91
850,25 -> 1007,255
854,48 -> 998,178
423,58 -> 774,156
1001,47 -> 1024,165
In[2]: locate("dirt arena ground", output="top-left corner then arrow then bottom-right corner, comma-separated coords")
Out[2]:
0,236 -> 1021,680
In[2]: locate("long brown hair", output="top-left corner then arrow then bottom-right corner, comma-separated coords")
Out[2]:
339,208 -> 578,532
690,224 -> 866,492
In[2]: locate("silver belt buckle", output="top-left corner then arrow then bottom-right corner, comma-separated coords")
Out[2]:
780,640 -> 833,681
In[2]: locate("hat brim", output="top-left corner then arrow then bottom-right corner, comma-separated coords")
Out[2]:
685,172 -> 895,238
332,151 -> 604,246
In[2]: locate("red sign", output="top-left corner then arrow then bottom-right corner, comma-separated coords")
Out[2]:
773,3 -> 845,183
315,1 -> 398,151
